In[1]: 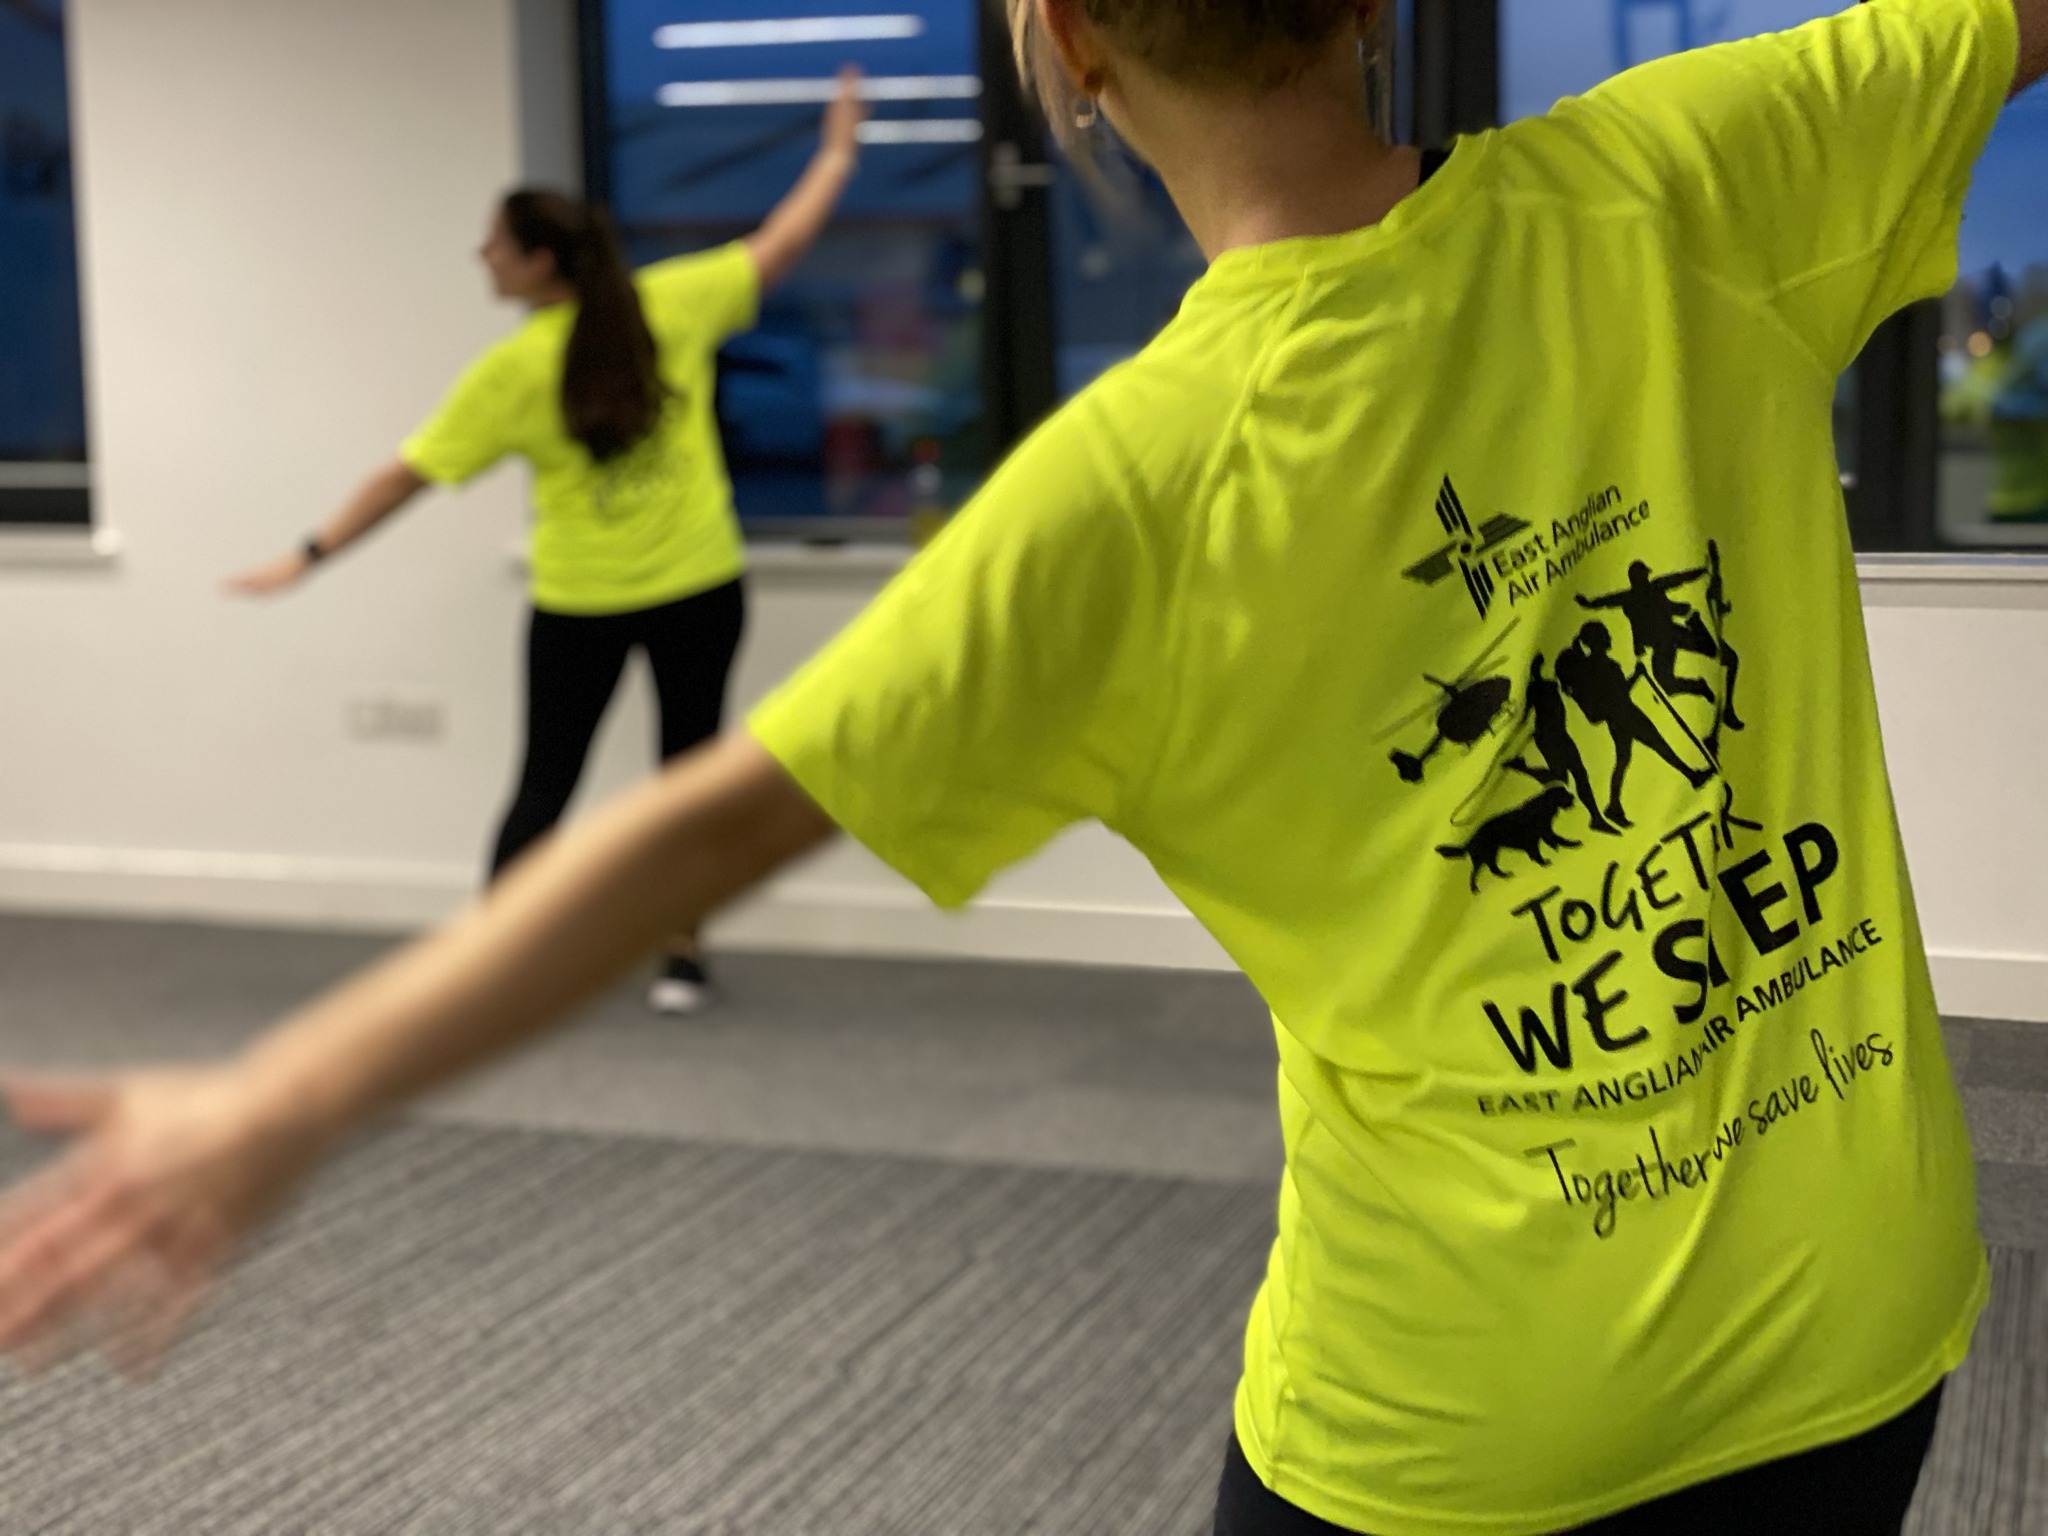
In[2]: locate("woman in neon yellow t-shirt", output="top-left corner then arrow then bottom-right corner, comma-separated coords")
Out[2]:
6,3 -> 2048,1533
226,72 -> 869,1014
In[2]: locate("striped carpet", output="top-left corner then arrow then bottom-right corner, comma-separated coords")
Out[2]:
0,1121 -> 2034,1535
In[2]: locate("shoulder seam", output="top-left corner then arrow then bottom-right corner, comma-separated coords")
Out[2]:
1491,179 -> 1839,384
1115,274 -> 1317,819
1066,388 -> 1178,832
1684,253 -> 1839,383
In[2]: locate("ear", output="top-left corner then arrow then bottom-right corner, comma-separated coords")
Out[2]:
1039,0 -> 1106,97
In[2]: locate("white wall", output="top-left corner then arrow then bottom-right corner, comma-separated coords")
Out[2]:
514,0 -> 581,192
0,0 -> 2039,1019
1863,578 -> 2048,1022
0,0 -> 531,917
0,0 -> 1207,966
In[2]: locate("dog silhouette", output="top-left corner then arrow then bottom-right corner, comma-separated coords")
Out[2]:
1438,786 -> 1581,892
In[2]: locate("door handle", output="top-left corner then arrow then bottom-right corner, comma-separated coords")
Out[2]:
988,141 -> 1055,210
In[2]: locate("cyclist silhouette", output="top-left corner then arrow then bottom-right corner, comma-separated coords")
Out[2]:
1555,620 -> 1711,827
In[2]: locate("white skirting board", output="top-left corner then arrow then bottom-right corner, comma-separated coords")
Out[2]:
0,845 -> 471,934
0,843 -> 2038,1022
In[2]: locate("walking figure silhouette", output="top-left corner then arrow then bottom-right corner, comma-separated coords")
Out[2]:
1508,655 -> 1617,834
1555,620 -> 1711,827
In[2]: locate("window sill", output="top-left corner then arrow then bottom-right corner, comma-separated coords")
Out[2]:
504,539 -> 913,585
0,527 -> 123,568
744,542 -> 912,579
1856,554 -> 2048,609
489,544 -> 2044,603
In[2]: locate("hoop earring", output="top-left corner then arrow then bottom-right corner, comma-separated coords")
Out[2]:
1075,95 -> 1100,130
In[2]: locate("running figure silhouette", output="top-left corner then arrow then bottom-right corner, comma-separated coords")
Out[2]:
1508,655 -> 1617,834
1554,620 -> 1711,827
1576,560 -> 1718,705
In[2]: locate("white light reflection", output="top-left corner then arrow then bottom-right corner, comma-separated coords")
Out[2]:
658,75 -> 981,107
654,16 -> 927,49
857,118 -> 982,144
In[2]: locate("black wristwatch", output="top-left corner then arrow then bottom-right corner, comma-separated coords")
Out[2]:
302,536 -> 328,564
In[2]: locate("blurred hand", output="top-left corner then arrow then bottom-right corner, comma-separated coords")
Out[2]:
822,66 -> 869,160
224,551 -> 313,597
0,1066 -> 329,1378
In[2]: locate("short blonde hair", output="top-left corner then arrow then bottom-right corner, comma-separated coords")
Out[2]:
1006,0 -> 1362,138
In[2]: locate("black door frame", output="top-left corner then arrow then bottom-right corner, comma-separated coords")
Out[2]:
977,0 -> 1061,454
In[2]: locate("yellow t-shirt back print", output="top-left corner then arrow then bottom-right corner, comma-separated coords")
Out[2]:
751,2 -> 2017,1531
403,241 -> 757,616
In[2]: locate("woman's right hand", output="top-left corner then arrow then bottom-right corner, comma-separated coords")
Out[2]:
224,551 -> 313,597
0,1065 -> 333,1378
821,65 -> 869,163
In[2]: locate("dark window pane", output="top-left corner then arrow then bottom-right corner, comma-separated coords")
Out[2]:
1936,81 -> 2048,546
1500,2 -> 1858,484
599,0 -> 983,538
1050,151 -> 1205,400
0,0 -> 92,525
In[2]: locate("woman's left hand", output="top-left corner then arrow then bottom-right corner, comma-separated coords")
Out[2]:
224,551 -> 314,597
0,1066 -> 333,1379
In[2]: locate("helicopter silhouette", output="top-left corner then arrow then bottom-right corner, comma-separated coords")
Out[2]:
1386,622 -> 1521,784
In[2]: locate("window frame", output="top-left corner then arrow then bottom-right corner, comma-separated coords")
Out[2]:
578,0 -> 1036,544
575,0 -> 2024,561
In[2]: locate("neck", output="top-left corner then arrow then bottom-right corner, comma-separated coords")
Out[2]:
525,279 -> 576,311
1112,54 -> 1417,263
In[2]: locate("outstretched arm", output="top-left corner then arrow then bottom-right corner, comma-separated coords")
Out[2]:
224,459 -> 427,596
0,735 -> 836,1373
745,68 -> 869,291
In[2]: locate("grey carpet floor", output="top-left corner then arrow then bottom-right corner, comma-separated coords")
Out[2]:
0,1121 -> 1272,1536
0,1118 -> 2034,1535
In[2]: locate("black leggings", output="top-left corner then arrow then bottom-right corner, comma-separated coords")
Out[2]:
489,579 -> 746,879
1215,1384 -> 1944,1536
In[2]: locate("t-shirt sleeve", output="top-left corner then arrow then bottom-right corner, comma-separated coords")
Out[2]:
747,397 -> 1166,910
399,344 -> 523,486
1564,0 -> 2019,373
638,241 -> 762,346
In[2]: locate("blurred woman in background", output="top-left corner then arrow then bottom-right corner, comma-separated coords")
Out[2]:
228,72 -> 869,1014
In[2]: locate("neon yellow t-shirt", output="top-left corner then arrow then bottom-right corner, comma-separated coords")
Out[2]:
750,2 -> 2014,1529
403,242 -> 758,616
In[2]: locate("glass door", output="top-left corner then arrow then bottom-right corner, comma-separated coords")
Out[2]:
592,1 -> 987,537
1046,149 -> 1206,402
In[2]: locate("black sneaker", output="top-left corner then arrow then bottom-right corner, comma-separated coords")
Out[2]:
648,954 -> 714,1016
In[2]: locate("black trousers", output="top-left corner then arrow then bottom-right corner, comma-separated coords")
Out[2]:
489,579 -> 746,880
1215,1384 -> 1944,1536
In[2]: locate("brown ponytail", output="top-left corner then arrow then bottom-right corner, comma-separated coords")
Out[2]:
501,190 -> 665,463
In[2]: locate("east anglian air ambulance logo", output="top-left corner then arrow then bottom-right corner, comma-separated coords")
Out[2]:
1403,477 -> 1532,621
